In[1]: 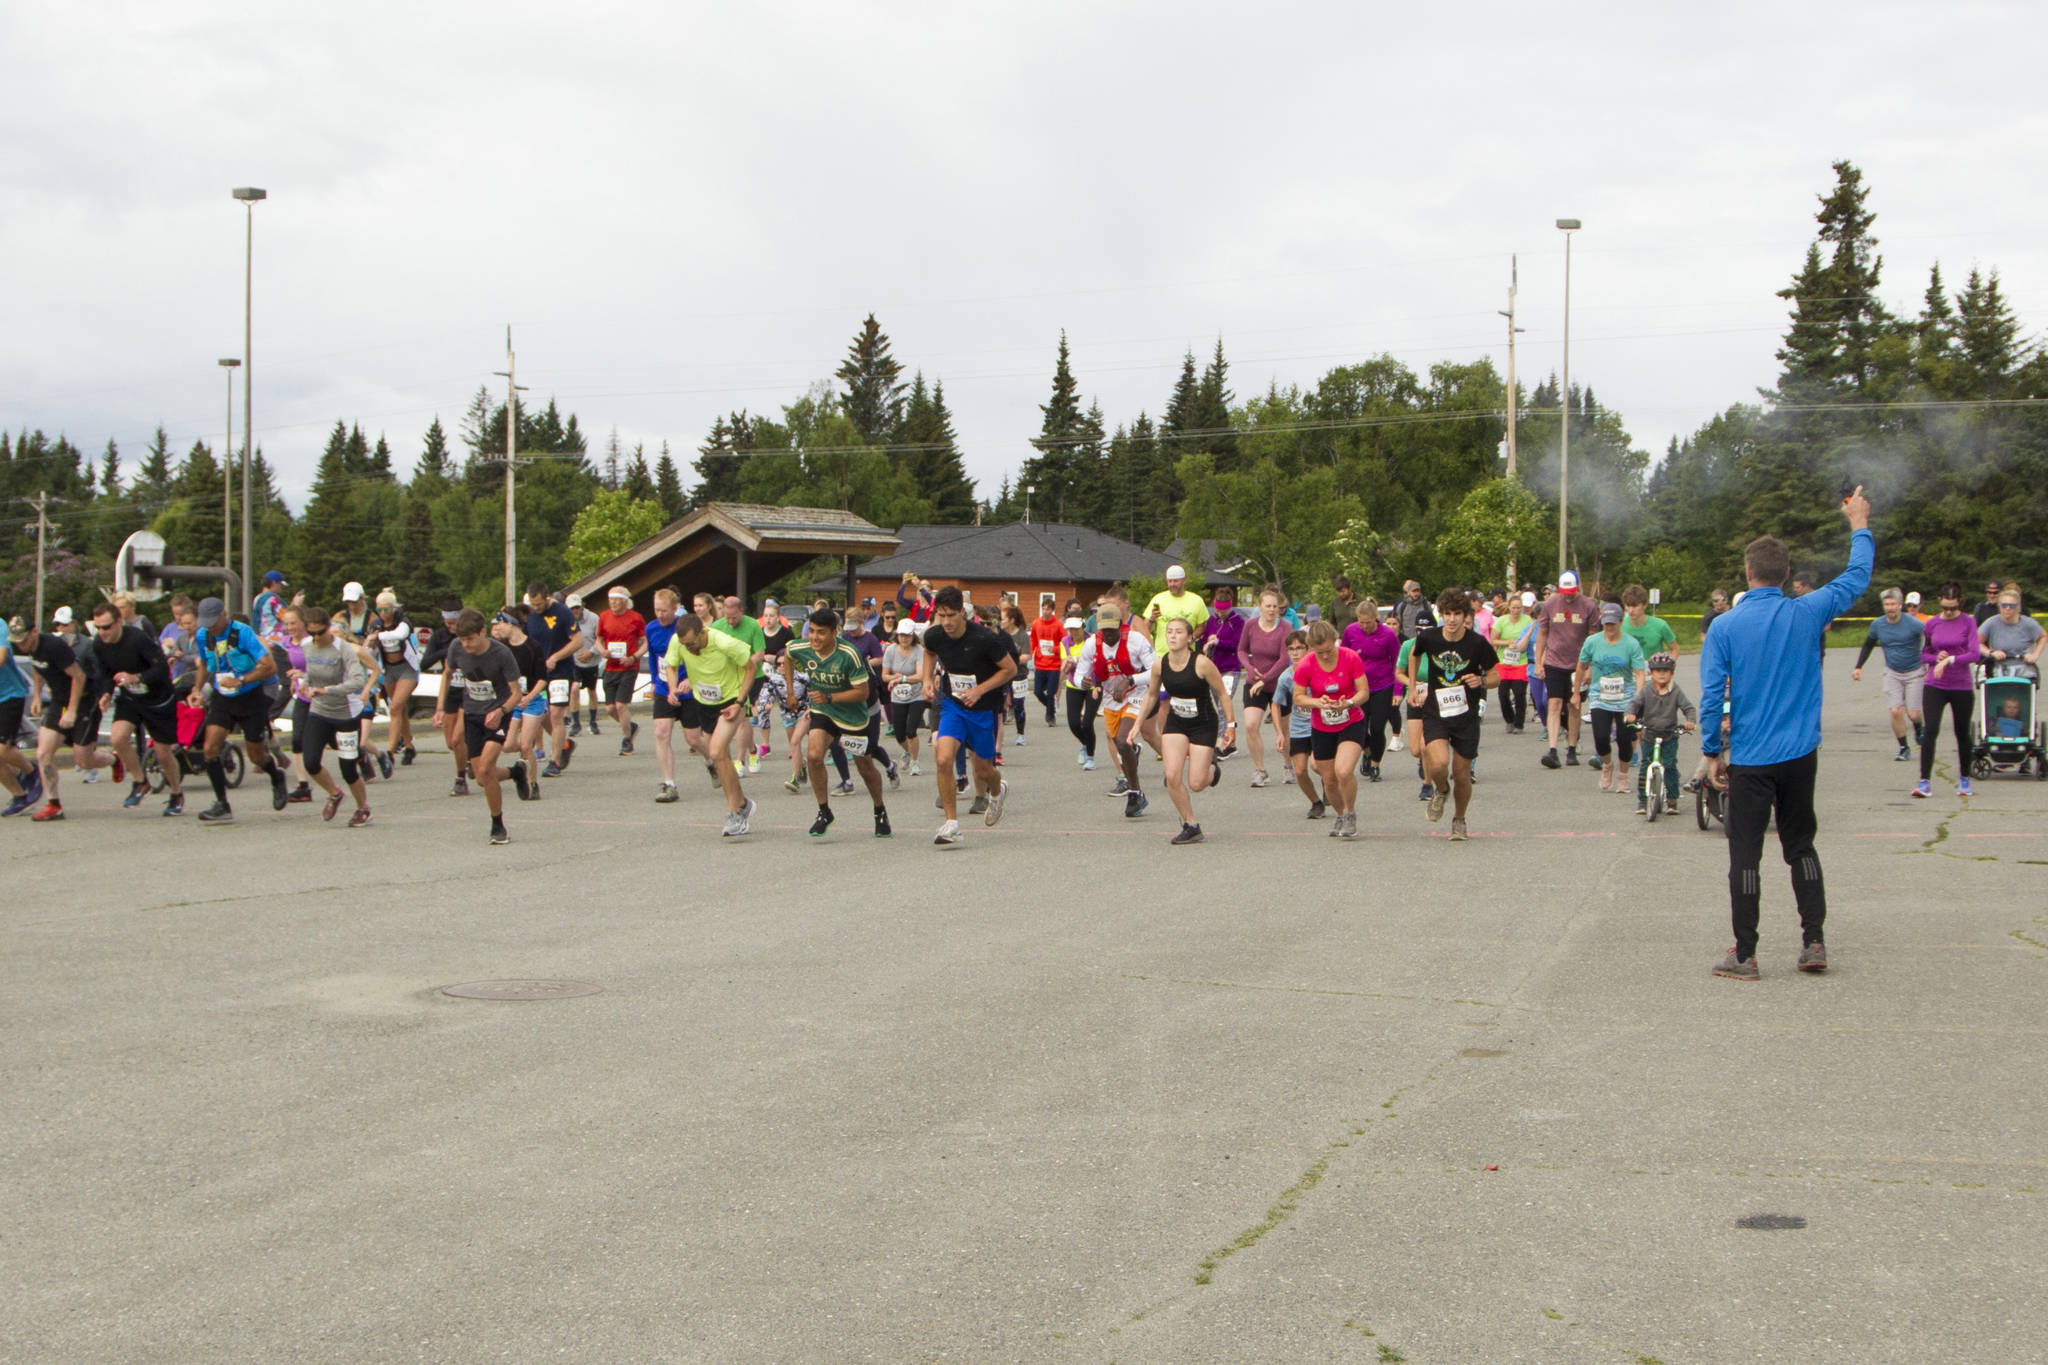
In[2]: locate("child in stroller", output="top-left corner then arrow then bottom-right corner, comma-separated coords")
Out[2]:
146,700 -> 246,791
1971,666 -> 2044,780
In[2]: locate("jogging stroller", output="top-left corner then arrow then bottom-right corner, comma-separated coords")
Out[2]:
1970,663 -> 2045,781
142,700 -> 246,791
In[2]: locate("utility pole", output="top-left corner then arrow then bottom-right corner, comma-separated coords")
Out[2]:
28,491 -> 55,625
492,326 -> 530,606
1498,256 -> 1526,590
1556,219 -> 1581,578
219,358 -> 241,580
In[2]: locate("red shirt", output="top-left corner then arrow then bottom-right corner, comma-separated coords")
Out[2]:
597,609 -> 647,672
1028,616 -> 1065,671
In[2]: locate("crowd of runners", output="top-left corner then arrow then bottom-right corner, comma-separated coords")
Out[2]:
3,494 -> 2040,973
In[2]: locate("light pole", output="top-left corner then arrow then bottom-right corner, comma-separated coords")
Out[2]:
1498,256 -> 1525,590
1555,218 -> 1580,577
233,186 -> 266,616
218,358 -> 240,580
1024,484 -> 1034,526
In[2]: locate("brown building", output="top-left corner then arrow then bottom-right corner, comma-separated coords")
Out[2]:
565,502 -> 899,609
815,521 -> 1247,616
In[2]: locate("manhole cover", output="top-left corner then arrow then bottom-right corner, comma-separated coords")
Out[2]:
1735,1213 -> 1807,1231
441,980 -> 603,1001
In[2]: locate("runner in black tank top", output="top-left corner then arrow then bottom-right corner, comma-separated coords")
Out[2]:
1140,618 -> 1236,845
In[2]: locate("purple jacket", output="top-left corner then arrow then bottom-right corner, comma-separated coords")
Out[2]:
1203,609 -> 1246,673
1921,612 -> 1980,691
1342,621 -> 1401,693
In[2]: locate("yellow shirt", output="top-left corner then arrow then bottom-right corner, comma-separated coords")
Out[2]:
1144,588 -> 1210,651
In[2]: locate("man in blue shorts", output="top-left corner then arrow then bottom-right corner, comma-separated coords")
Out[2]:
917,585 -> 1017,846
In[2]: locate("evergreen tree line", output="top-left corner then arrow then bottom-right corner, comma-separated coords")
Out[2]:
6,162 -> 2041,619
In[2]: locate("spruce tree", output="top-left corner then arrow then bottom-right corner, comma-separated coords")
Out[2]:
134,426 -> 174,519
1022,331 -> 1083,518
1772,243 -> 1839,402
1163,351 -> 1200,441
623,443 -> 659,503
413,418 -> 455,493
100,439 -> 120,495
368,435 -> 394,479
603,428 -> 625,491
899,372 -> 975,523
1956,267 -> 2026,393
835,314 -> 907,443
693,414 -> 745,504
654,443 -> 688,521
1192,338 -> 1239,470
1814,160 -> 1887,393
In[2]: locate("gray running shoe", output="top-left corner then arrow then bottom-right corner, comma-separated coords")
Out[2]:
933,819 -> 960,846
1338,812 -> 1358,840
1124,789 -> 1148,819
984,780 -> 1008,827
1448,818 -> 1468,842
1713,948 -> 1760,981
1797,941 -> 1828,973
968,794 -> 989,816
1306,800 -> 1326,820
655,783 -> 679,804
1107,777 -> 1130,797
1427,787 -> 1448,822
721,808 -> 745,838
736,797 -> 756,835
1170,822 -> 1204,845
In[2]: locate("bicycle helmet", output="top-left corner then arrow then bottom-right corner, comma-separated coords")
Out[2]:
1647,652 -> 1677,671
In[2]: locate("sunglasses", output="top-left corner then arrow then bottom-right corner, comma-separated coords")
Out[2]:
1939,604 -> 1963,613
1999,602 -> 2021,610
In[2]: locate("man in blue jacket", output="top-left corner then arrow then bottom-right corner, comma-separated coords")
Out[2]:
1700,487 -> 1873,981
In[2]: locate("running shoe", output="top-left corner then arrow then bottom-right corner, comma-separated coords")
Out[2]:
1636,799 -> 1649,817
745,754 -> 761,775
1215,743 -> 1236,761
270,768 -> 289,811
874,809 -> 892,839
560,737 -> 576,768
956,775 -> 969,794
162,794 -> 184,817
1124,789 -> 1148,819
721,808 -> 745,838
1388,734 -> 1403,752
112,757 -> 125,784
1797,941 -> 1828,972
735,797 -> 756,834
809,806 -> 835,838
1366,764 -> 1381,783
1081,756 -> 1095,771
984,781 -> 1008,827
21,769 -> 43,807
1306,800 -> 1326,820
1418,782 -> 1434,803
933,819 -> 960,846
992,753 -> 1004,767
490,820 -> 510,846
1540,748 -> 1561,770
1664,797 -> 1680,815
1958,778 -> 1974,797
197,801 -> 235,825
620,736 -> 634,757
81,768 -> 100,785
1171,822 -> 1204,845
589,716 -> 601,735
542,761 -> 564,779
510,761 -> 531,802
1426,787 -> 1448,822
968,794 -> 989,816
123,783 -> 148,809
887,766 -> 901,791
31,801 -> 63,822
451,778 -> 470,797
783,774 -> 803,795
1564,746 -> 1580,767
1448,818 -> 1468,842
288,783 -> 314,803
909,761 -> 922,777
624,721 -> 638,752
1076,747 -> 1088,767
1107,777 -> 1129,797
323,791 -> 344,822
376,750 -> 394,780
835,779 -> 855,796
1014,734 -> 1026,746
706,761 -> 721,785
1894,741 -> 1911,762
401,744 -> 417,766
1250,769 -> 1269,788
655,783 -> 679,804
1339,813 -> 1358,840
1912,779 -> 1932,798
1712,948 -> 1759,981
348,808 -> 372,828
569,715 -> 582,737
1912,720 -> 1925,746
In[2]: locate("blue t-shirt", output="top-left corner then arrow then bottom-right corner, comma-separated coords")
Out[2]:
1578,631 -> 1648,712
1272,664 -> 1313,740
0,619 -> 30,703
645,616 -> 680,698
196,621 -> 270,697
1863,614 -> 1925,673
527,602 -> 578,680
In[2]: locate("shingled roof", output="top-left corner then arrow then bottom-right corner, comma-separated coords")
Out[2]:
850,522 -> 1247,588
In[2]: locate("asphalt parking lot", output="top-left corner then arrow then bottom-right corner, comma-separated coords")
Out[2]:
5,652 -> 2043,1363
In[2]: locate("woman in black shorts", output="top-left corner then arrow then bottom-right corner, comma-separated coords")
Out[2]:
1139,618 -> 1236,845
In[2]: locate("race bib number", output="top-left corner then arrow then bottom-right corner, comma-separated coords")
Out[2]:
1319,705 -> 1351,727
607,641 -> 627,660
1599,675 -> 1626,703
337,731 -> 359,760
1169,696 -> 1200,719
1434,686 -> 1470,718
548,678 -> 571,705
949,674 -> 976,699
890,683 -> 917,705
465,678 -> 496,703
216,673 -> 239,692
123,681 -> 149,696
694,681 -> 724,704
840,734 -> 869,757
1010,679 -> 1028,698
1500,648 -> 1525,667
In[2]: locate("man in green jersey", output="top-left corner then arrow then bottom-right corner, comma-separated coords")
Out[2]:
666,612 -> 758,837
1620,585 -> 1679,666
784,608 -> 892,839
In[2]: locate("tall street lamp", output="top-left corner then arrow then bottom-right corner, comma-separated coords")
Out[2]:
1555,217 -> 1580,577
218,358 -> 240,576
233,186 -> 267,616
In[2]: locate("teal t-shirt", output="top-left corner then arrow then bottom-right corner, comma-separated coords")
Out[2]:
1621,614 -> 1677,666
1578,631 -> 1647,711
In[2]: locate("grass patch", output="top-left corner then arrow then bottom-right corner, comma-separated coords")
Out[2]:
1194,1154 -> 1331,1285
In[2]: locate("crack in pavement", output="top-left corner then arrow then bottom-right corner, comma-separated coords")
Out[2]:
1119,973 -> 1505,1010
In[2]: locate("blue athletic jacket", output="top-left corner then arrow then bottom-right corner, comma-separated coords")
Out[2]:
1699,528 -> 1874,766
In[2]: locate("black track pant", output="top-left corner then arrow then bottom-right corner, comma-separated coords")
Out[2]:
1497,678 -> 1528,729
1725,749 -> 1825,959
1065,687 -> 1099,758
1363,688 -> 1397,765
1919,688 -> 1973,781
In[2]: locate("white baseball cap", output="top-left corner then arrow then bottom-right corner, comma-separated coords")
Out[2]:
51,605 -> 73,625
341,581 -> 364,602
1558,571 -> 1579,590
1063,616 -> 1084,629
565,594 -> 583,609
1520,592 -> 1535,608
1165,564 -> 1187,580
895,620 -> 917,635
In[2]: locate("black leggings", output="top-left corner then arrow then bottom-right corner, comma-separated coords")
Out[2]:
1497,678 -> 1528,729
1590,709 -> 1636,763
1920,688 -> 1974,780
300,712 -> 363,785
1065,687 -> 1100,757
1362,688 -> 1397,765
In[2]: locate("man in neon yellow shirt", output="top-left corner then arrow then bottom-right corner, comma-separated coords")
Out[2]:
1143,565 -> 1210,754
665,613 -> 758,836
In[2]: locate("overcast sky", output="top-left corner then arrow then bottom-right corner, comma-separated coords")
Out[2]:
6,1 -> 2044,511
